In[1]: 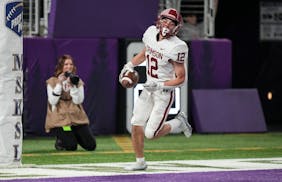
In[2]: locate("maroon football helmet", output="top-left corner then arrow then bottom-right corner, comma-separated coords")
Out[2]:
156,8 -> 183,38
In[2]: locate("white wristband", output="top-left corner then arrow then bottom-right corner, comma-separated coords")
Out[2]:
126,61 -> 134,68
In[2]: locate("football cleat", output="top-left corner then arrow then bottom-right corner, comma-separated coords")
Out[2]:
124,161 -> 147,171
176,112 -> 192,138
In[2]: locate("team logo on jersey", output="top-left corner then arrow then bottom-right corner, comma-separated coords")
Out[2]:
6,1 -> 23,37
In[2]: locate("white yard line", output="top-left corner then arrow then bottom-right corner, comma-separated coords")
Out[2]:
1,157 -> 282,180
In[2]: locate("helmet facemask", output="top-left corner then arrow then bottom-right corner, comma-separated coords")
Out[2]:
156,8 -> 183,38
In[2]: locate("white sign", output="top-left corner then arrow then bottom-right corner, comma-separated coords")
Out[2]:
0,0 -> 23,167
260,1 -> 282,40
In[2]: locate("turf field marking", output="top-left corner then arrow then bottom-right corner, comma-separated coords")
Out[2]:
22,146 -> 282,157
1,157 -> 282,180
112,135 -> 133,152
236,147 -> 264,150
189,148 -> 221,151
112,136 -> 177,153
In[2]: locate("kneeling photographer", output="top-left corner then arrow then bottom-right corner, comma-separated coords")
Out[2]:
45,54 -> 96,151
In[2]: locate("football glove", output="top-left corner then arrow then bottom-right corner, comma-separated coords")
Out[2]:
119,62 -> 134,83
143,81 -> 164,92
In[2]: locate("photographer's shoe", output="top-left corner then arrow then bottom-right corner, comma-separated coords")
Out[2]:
55,138 -> 66,151
176,112 -> 192,138
124,161 -> 147,171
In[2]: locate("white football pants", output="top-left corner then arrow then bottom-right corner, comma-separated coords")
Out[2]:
131,89 -> 175,139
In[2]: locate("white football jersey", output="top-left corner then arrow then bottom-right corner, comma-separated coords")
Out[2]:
142,25 -> 188,82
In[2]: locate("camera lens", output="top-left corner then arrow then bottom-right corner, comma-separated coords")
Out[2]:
64,72 -> 71,77
70,75 -> 79,85
64,72 -> 79,85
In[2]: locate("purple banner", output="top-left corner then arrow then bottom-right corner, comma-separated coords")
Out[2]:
48,0 -> 159,38
190,39 -> 232,88
23,38 -> 118,135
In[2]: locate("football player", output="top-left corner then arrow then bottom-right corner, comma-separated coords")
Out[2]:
119,8 -> 192,171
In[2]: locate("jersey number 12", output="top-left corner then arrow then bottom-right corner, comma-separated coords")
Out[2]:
146,55 -> 158,78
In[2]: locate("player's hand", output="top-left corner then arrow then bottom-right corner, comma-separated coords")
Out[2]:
119,62 -> 134,83
143,81 -> 163,92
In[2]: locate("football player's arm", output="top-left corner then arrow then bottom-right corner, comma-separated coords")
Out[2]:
164,43 -> 188,87
165,61 -> 185,87
131,48 -> 146,66
119,48 -> 146,83
143,61 -> 185,92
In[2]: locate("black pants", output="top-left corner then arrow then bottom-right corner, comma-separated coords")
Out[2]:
52,124 -> 96,151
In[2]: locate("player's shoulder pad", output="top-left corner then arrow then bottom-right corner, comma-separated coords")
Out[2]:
175,42 -> 188,53
145,25 -> 157,34
168,38 -> 188,63
143,25 -> 158,43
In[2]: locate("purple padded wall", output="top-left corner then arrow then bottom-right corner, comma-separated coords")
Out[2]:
192,89 -> 267,133
190,39 -> 232,88
48,0 -> 159,38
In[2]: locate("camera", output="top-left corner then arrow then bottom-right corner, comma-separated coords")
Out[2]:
64,72 -> 80,85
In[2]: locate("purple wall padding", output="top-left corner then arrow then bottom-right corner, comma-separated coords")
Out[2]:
48,0 -> 159,38
190,39 -> 232,88
192,89 -> 267,133
23,38 -> 118,135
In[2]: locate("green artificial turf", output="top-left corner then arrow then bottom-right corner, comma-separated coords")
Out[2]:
22,132 -> 282,165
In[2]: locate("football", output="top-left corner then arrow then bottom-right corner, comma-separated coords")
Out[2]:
120,70 -> 139,88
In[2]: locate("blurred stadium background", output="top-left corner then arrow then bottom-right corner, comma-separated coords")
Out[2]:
22,0 -> 282,137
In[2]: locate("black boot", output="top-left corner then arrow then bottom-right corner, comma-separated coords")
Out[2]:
55,138 -> 66,151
